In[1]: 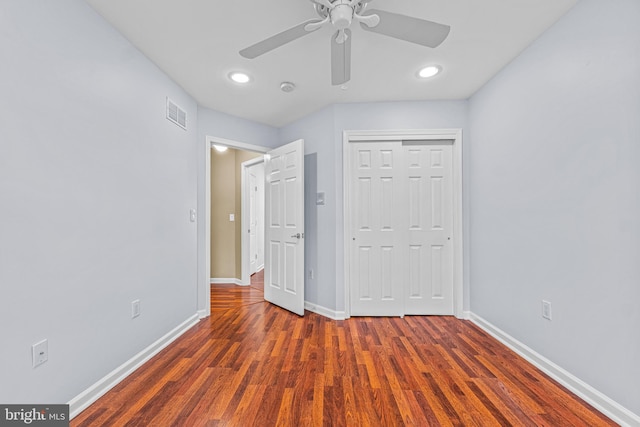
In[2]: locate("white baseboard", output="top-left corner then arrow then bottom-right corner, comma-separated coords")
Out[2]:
470,313 -> 640,427
304,301 -> 346,320
197,309 -> 209,319
68,313 -> 200,419
210,278 -> 243,286
458,310 -> 471,320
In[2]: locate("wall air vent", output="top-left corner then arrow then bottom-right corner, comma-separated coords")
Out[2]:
166,97 -> 187,130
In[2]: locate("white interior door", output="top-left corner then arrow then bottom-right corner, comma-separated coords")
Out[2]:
255,163 -> 265,271
350,142 -> 405,316
249,169 -> 258,275
349,140 -> 454,316
404,142 -> 454,315
264,139 -> 305,316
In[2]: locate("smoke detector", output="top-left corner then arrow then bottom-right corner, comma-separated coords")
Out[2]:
280,82 -> 296,93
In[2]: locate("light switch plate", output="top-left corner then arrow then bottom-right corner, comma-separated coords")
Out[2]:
316,192 -> 325,205
32,339 -> 48,368
132,299 -> 141,318
542,300 -> 552,320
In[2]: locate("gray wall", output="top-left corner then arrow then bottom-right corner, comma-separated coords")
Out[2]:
469,0 -> 640,414
0,0 -> 198,403
197,108 -> 280,148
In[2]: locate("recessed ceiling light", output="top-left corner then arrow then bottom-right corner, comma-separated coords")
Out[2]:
213,144 -> 228,152
229,72 -> 251,84
417,65 -> 442,79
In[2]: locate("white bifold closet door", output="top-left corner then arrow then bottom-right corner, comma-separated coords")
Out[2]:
350,140 -> 454,316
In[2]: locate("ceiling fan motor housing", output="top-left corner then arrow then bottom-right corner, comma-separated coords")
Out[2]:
331,3 -> 354,29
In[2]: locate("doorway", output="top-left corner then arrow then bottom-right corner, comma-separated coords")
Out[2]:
343,129 -> 464,318
241,157 -> 265,278
209,146 -> 264,285
202,137 -> 268,318
202,136 -> 306,318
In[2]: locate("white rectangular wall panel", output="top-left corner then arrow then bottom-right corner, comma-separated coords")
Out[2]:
380,177 -> 394,231
380,150 -> 393,168
269,241 -> 280,289
358,178 -> 372,231
409,177 -> 422,230
358,247 -> 372,300
284,177 -> 296,228
284,242 -> 296,294
380,246 -> 394,300
358,150 -> 371,169
431,177 -> 444,230
269,181 -> 281,227
431,245 -> 444,298
409,245 -> 422,298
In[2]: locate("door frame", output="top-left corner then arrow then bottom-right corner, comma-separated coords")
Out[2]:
342,129 -> 464,319
241,156 -> 265,281
202,136 -> 268,318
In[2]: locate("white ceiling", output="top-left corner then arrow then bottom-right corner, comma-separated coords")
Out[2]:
86,0 -> 577,127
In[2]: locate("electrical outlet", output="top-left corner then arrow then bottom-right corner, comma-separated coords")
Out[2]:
542,300 -> 552,320
32,339 -> 48,368
132,299 -> 141,319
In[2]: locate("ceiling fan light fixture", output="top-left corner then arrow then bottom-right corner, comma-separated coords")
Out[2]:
229,72 -> 251,84
417,65 -> 442,79
330,4 -> 354,29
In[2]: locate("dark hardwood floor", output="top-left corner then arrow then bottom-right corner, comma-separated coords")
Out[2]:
72,271 -> 616,426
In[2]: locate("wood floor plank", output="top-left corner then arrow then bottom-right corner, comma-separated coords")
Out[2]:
312,373 -> 325,427
71,270 -> 617,426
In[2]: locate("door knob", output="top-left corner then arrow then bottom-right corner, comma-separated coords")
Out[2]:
291,233 -> 302,239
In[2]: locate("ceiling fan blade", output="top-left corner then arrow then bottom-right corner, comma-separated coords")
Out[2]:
359,9 -> 450,48
240,20 -> 322,59
331,29 -> 351,86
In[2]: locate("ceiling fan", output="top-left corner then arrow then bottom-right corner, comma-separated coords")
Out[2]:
239,0 -> 451,86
